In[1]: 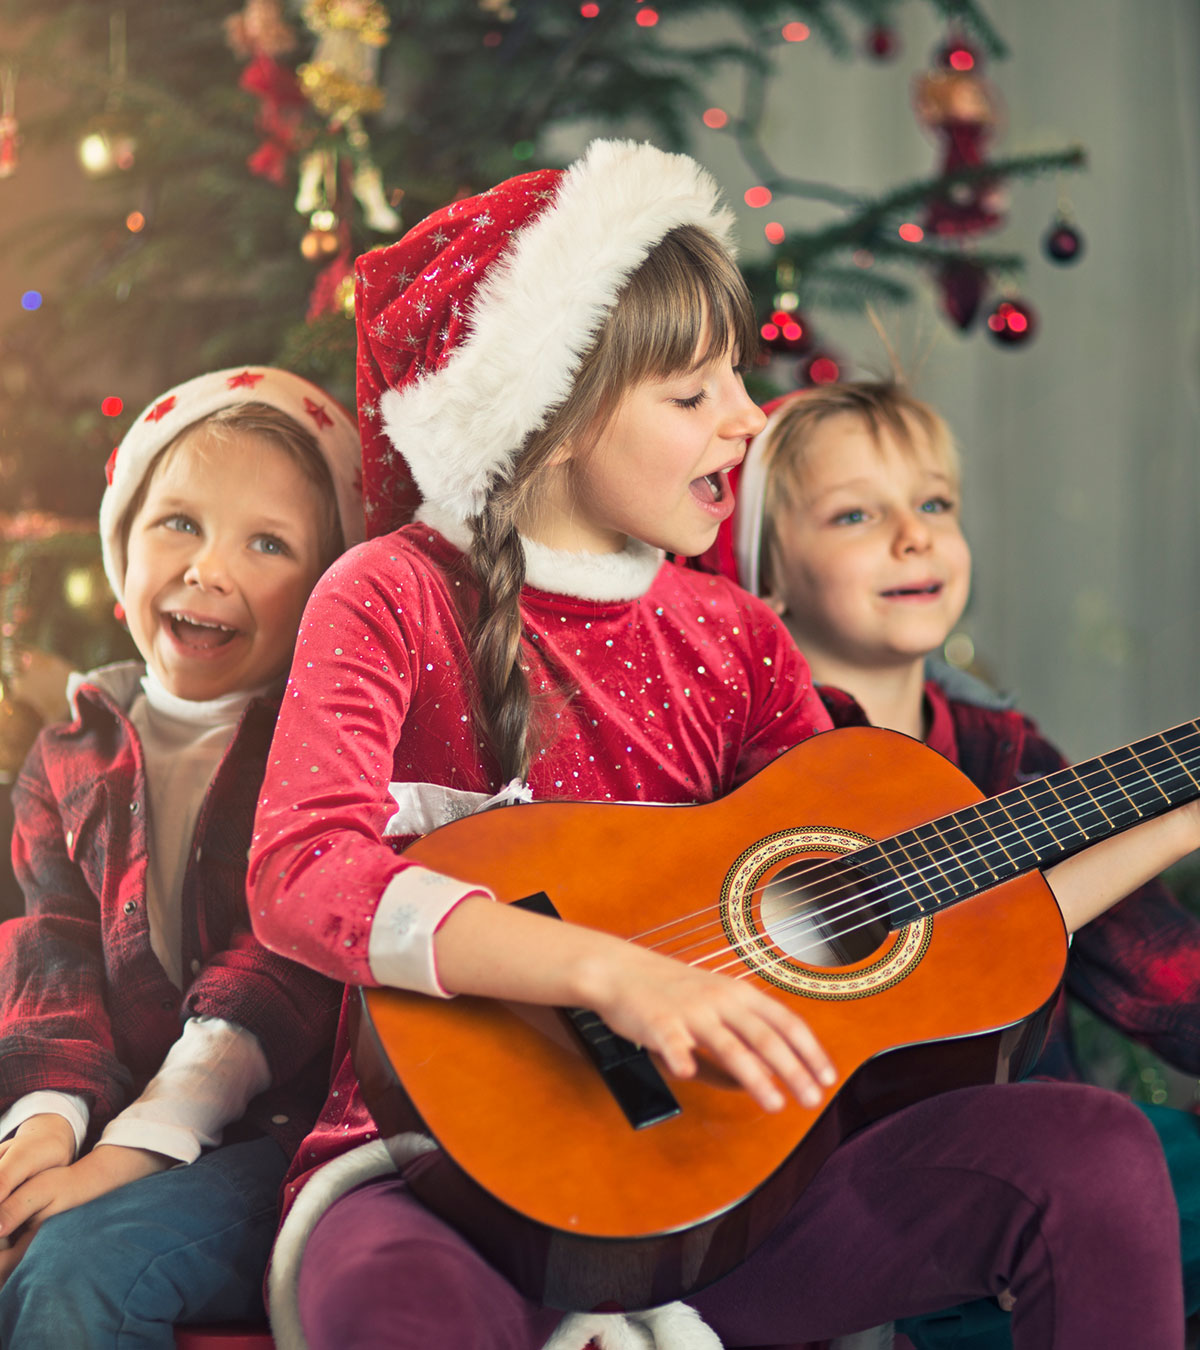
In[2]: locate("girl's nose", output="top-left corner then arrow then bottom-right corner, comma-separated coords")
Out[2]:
723,378 -> 767,441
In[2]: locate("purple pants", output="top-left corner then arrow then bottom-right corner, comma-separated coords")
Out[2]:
297,1082 -> 1183,1349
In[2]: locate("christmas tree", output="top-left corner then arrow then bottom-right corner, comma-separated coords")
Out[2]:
1,0 -> 1083,520
0,0 -> 1084,779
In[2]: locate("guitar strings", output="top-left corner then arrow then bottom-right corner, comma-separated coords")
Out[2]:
619,744 -> 1200,980
707,759 -> 1194,979
637,757 -> 1187,965
704,758 -> 1193,977
571,739 -> 1200,1052
622,729 -> 1200,954
657,733 -> 1200,959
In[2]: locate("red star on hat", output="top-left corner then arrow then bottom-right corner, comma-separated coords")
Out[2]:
303,396 -> 334,429
144,395 -> 177,423
227,370 -> 266,389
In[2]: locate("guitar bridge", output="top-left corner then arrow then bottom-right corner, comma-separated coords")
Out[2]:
513,892 -> 680,1131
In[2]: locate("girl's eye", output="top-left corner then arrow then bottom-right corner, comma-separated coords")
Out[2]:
831,508 -> 867,526
672,392 -> 707,410
163,514 -> 198,535
252,534 -> 290,557
919,496 -> 956,515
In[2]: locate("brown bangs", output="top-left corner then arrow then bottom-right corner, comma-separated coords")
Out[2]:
605,224 -> 758,385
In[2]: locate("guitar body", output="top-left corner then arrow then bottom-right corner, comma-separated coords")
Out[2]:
353,726 -> 1067,1310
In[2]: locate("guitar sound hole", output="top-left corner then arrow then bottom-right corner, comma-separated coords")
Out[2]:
760,858 -> 890,968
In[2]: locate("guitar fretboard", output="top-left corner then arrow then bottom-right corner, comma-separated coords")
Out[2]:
857,718 -> 1200,928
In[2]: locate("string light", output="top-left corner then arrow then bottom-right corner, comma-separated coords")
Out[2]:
20,290 -> 42,311
782,22 -> 810,42
744,185 -> 772,208
702,107 -> 728,129
635,8 -> 658,26
898,222 -> 924,242
100,396 -> 124,417
764,222 -> 784,244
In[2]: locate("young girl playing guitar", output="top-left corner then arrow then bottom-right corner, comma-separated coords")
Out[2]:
247,140 -> 1200,1350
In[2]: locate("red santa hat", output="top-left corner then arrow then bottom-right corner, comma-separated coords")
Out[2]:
100,365 -> 364,603
354,138 -> 736,537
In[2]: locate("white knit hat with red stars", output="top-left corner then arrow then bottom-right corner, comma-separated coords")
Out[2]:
99,365 -> 364,603
355,138 -> 735,536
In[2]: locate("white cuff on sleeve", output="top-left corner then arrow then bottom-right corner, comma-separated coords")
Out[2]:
0,1092 -> 89,1158
368,866 -> 493,997
97,1016 -> 271,1164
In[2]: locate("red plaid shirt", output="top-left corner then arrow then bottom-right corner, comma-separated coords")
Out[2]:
822,681 -> 1200,1079
3,665 -> 342,1157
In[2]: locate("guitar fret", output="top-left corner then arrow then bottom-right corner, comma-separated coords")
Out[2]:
872,718 -> 1200,932
988,794 -> 1045,863
1127,745 -> 1172,804
928,815 -> 993,888
1164,740 -> 1200,791
908,822 -> 959,893
875,835 -> 937,916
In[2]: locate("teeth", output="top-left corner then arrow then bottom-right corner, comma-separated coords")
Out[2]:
170,612 -> 234,632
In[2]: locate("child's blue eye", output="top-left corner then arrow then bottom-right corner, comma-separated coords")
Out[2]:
252,535 -> 289,556
920,496 -> 955,514
832,508 -> 867,526
163,514 -> 198,534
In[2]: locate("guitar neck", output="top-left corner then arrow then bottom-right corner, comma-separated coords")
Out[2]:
879,717 -> 1200,928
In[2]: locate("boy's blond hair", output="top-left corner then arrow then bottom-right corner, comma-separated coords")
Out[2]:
741,381 -> 960,597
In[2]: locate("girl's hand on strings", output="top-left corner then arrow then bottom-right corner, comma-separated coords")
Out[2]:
581,943 -> 837,1113
435,894 -> 836,1112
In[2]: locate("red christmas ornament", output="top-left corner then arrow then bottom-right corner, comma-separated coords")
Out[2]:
914,36 -> 1005,241
797,351 -> 842,386
865,25 -> 899,60
936,259 -> 989,331
759,308 -> 811,354
985,297 -> 1037,346
1043,218 -> 1085,265
934,34 -> 981,72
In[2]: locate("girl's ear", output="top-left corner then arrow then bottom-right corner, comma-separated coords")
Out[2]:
546,438 -> 575,469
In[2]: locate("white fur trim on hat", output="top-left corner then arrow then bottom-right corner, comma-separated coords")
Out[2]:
733,415 -> 776,598
381,139 -> 735,522
100,366 -> 364,603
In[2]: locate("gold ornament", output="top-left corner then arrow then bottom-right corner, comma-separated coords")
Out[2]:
77,13 -> 137,176
303,0 -> 390,46
301,213 -> 341,261
334,271 -> 356,317
297,57 -> 385,120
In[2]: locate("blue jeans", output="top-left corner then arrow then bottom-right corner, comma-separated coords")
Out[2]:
897,1101 -> 1200,1349
0,1136 -> 287,1349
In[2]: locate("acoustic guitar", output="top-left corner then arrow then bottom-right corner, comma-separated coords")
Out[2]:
352,718 -> 1200,1311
